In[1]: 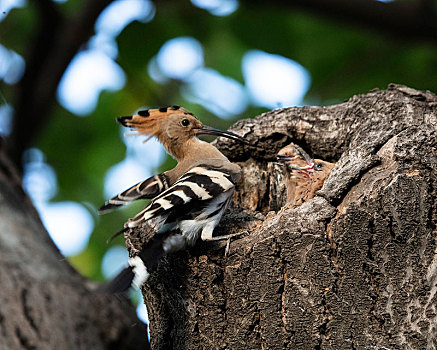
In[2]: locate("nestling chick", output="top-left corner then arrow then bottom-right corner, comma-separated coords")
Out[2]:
276,143 -> 335,207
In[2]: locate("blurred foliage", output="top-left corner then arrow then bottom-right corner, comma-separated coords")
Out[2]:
1,0 -> 436,281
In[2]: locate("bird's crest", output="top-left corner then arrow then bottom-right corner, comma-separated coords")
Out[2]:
117,105 -> 249,161
117,106 -> 197,142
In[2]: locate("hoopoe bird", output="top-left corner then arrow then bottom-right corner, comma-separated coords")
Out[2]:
276,143 -> 335,207
100,106 -> 248,292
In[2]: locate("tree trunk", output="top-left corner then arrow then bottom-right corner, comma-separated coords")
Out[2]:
129,84 -> 437,349
0,146 -> 148,349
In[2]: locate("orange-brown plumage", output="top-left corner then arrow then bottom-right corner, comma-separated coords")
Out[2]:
116,105 -> 247,185
118,106 -> 203,159
117,105 -> 249,164
100,106 -> 249,292
277,143 -> 335,207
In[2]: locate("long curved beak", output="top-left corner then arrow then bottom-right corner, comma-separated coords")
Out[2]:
197,125 -> 251,145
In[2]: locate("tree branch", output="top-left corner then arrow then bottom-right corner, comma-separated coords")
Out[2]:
0,143 -> 149,349
8,0 -> 113,170
243,0 -> 437,44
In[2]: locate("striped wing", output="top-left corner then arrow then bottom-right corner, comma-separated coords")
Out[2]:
99,173 -> 170,214
126,165 -> 235,230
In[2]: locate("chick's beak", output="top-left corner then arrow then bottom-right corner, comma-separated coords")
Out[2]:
276,154 -> 315,171
197,125 -> 251,145
293,145 -> 314,166
276,154 -> 299,162
277,144 -> 315,169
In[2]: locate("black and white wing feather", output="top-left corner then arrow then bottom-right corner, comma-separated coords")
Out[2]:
99,173 -> 170,214
103,164 -> 240,293
126,165 -> 236,243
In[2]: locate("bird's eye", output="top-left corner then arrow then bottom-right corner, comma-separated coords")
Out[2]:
181,119 -> 190,127
315,163 -> 323,170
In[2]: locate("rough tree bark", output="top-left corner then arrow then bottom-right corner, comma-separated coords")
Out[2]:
0,145 -> 149,349
128,84 -> 437,349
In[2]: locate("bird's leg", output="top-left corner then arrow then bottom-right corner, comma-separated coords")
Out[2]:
201,221 -> 248,242
202,231 -> 245,242
225,239 -> 231,256
206,231 -> 249,257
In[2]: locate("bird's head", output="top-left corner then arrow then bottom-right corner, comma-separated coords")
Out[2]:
276,143 -> 335,180
118,106 -> 248,158
276,143 -> 335,206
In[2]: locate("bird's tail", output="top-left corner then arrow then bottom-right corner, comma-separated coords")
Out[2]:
100,234 -> 169,294
103,266 -> 136,294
